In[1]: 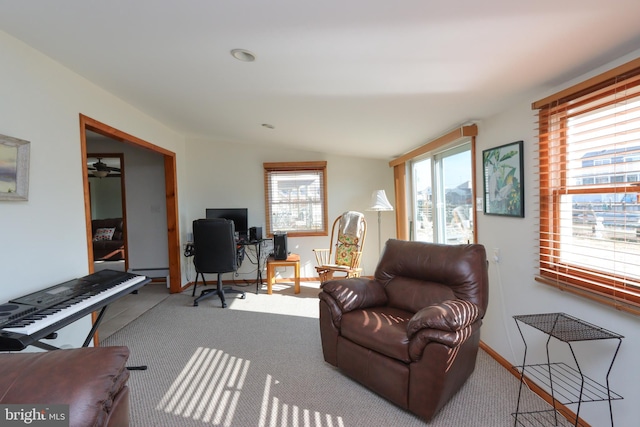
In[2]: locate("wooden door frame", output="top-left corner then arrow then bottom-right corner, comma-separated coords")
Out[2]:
79,114 -> 182,294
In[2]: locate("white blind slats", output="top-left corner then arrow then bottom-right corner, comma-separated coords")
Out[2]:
263,162 -> 328,236
536,60 -> 640,312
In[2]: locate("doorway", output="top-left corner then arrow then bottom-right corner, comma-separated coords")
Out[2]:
87,153 -> 127,271
79,114 -> 182,293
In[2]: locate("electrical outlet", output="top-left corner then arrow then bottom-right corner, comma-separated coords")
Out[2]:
493,248 -> 500,263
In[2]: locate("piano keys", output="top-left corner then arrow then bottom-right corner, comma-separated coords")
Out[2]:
0,269 -> 150,351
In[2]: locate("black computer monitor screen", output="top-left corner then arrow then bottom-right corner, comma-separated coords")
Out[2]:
205,208 -> 248,238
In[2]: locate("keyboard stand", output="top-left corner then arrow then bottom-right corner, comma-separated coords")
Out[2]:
29,299 -> 122,352
28,304 -> 114,351
31,340 -> 60,352
83,305 -> 110,347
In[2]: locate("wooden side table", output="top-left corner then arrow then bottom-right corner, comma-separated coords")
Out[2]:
266,254 -> 300,295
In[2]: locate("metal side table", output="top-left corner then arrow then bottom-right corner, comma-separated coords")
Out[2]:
512,313 -> 623,426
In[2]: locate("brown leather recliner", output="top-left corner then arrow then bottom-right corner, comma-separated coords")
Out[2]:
0,346 -> 131,427
319,239 -> 489,421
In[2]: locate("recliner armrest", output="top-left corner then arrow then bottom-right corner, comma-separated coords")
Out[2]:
320,277 -> 387,313
408,321 -> 481,361
406,299 -> 479,338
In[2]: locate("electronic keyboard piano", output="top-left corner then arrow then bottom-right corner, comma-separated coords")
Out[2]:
0,269 -> 150,351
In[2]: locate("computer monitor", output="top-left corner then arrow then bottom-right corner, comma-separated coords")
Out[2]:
205,208 -> 248,238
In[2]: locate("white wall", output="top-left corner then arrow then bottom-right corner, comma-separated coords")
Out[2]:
181,137 -> 395,284
476,50 -> 640,427
0,30 -> 186,348
89,176 -> 122,219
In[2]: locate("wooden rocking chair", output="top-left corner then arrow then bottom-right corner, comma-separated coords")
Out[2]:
313,211 -> 367,283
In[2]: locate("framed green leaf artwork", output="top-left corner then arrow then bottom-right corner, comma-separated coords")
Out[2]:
483,140 -> 524,217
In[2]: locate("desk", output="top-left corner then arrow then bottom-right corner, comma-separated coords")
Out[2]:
238,239 -> 269,294
266,254 -> 300,295
185,239 -> 269,294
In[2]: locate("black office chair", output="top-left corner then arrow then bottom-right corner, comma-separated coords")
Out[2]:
191,218 -> 246,308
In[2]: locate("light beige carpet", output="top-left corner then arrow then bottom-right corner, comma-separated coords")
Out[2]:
103,281 -> 559,426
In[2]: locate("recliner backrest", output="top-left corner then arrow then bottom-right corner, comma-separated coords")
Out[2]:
374,239 -> 489,316
193,218 -> 237,274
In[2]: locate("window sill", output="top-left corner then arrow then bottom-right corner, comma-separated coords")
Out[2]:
535,276 -> 640,316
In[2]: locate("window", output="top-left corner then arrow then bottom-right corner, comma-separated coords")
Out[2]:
534,58 -> 640,313
263,161 -> 328,237
388,125 -> 478,241
411,142 -> 474,244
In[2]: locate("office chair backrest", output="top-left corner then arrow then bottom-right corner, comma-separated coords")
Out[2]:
192,218 -> 237,273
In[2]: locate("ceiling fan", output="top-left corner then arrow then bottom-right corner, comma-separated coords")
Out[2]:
88,158 -> 121,178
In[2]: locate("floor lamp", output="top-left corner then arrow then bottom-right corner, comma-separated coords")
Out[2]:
368,190 -> 394,254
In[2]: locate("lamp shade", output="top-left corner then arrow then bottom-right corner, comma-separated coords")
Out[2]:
368,190 -> 394,211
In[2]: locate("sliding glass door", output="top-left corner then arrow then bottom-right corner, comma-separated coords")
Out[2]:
411,142 -> 474,244
412,156 -> 433,242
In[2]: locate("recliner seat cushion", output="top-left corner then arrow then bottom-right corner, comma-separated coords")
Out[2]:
341,307 -> 412,363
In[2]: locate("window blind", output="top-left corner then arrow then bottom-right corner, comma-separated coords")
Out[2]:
263,161 -> 328,236
535,59 -> 640,313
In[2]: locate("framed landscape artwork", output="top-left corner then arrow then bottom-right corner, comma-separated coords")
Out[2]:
0,134 -> 30,201
482,140 -> 524,217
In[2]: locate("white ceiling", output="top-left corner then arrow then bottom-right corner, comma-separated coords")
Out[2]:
1,1 -> 640,160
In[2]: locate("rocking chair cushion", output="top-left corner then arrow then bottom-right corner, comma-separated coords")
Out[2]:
335,235 -> 359,266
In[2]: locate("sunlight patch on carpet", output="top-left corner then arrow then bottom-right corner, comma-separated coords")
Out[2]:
259,374 -> 345,427
156,346 -> 250,426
